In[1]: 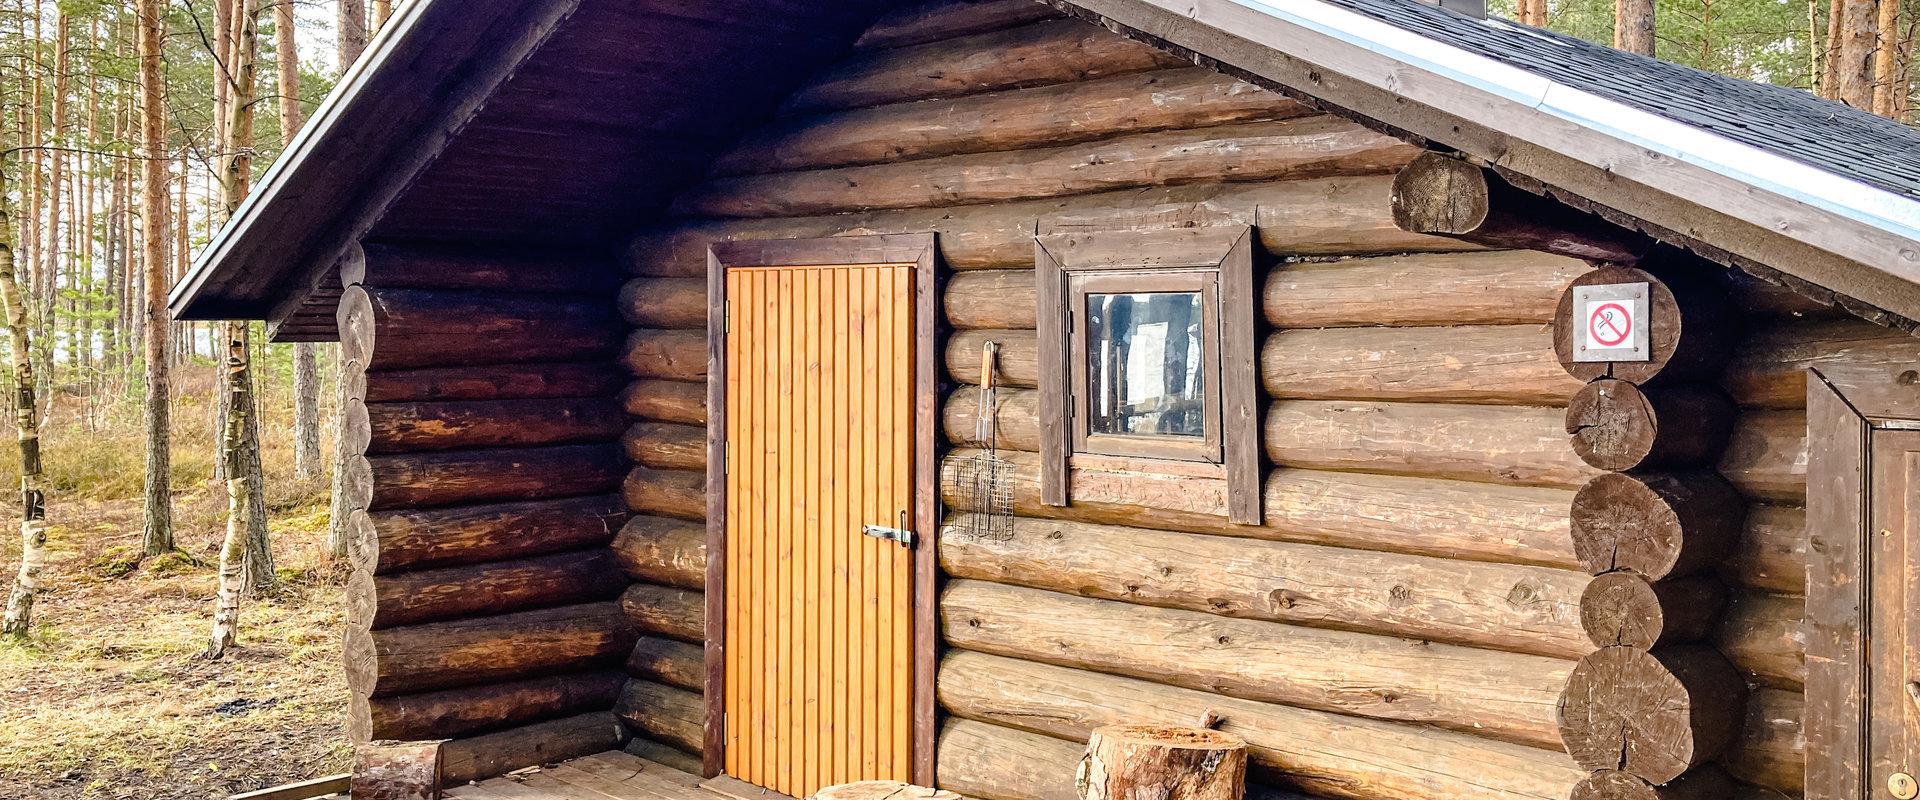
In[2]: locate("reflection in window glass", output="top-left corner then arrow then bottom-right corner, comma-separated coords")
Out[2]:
1085,291 -> 1205,437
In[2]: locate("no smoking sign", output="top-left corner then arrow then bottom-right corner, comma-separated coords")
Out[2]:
1571,282 -> 1650,363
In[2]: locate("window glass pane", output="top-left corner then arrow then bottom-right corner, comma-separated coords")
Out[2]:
1085,291 -> 1205,437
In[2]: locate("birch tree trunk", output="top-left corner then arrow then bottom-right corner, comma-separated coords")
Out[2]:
205,320 -> 250,658
274,0 -> 321,482
1,134 -> 47,639
220,0 -> 276,594
338,0 -> 368,67
137,0 -> 173,556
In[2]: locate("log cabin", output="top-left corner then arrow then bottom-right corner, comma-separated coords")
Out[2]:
168,0 -> 1920,799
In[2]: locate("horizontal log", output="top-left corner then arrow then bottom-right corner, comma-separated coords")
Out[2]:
789,18 -> 1186,111
938,650 -> 1584,800
678,118 -> 1421,218
351,669 -> 624,741
622,466 -> 706,521
1713,591 -> 1806,690
439,711 -> 627,786
1565,381 -> 1736,471
364,361 -> 627,403
365,443 -> 627,511
942,447 -> 1580,568
942,580 -> 1572,747
944,386 -> 1042,450
345,601 -> 635,697
622,379 -> 707,424
620,582 -> 705,642
1263,400 -> 1602,489
360,495 -> 628,575
363,398 -> 628,454
946,270 -> 1037,330
623,329 -> 707,381
610,515 -> 706,589
625,635 -> 703,692
353,548 -> 629,629
627,175 -> 1479,276
939,513 -> 1589,658
1557,645 -> 1747,783
1266,251 -> 1589,328
1725,504 -> 1806,595
1262,325 -> 1584,405
615,679 -> 704,755
947,330 -> 1038,387
937,718 -> 1080,800
352,243 -> 623,294
1727,317 -> 1920,409
722,67 -> 1297,177
1568,471 -> 1743,581
623,421 -> 706,470
1716,410 -> 1806,503
620,277 -> 707,329
624,737 -> 704,775
1578,571 -> 1723,650
1719,688 -> 1803,795
1391,153 -> 1650,262
853,0 -> 1063,50
339,285 -> 622,371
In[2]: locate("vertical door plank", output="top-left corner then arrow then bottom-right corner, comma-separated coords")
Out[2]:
723,271 -> 742,778
893,264 -> 914,778
802,268 -> 822,797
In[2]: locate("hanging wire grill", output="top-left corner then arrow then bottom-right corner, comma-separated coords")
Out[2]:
945,340 -> 1013,541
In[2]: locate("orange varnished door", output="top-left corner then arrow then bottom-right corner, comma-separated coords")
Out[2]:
725,263 -> 915,797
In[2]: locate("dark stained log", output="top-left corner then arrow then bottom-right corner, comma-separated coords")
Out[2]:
610,515 -> 706,589
937,719 -> 1082,800
1390,153 -> 1650,262
624,738 -> 705,776
947,269 -> 1038,330
854,0 -> 1063,50
1565,380 -> 1736,471
359,495 -> 627,575
625,635 -> 703,692
1551,264 -> 1738,386
1578,571 -> 1725,649
349,242 -> 622,294
622,421 -> 706,470
623,329 -> 707,381
1724,504 -> 1806,594
939,513 -> 1590,658
363,361 -> 627,403
1722,317 -> 1920,409
627,175 -> 1480,276
1713,591 -> 1806,690
619,582 -> 704,643
789,18 -> 1186,111
721,67 -> 1298,176
350,669 -> 624,742
939,650 -> 1585,800
942,580 -> 1572,748
1569,768 -> 1739,800
620,277 -> 707,329
1556,645 -> 1747,783
352,740 -> 442,800
1720,688 -> 1803,795
1264,400 -> 1603,489
1262,325 -> 1584,405
1569,471 -> 1744,581
622,379 -> 707,424
364,443 -> 627,511
338,285 -> 622,371
364,397 -> 628,454
1715,410 -> 1806,503
1078,725 -> 1247,800
615,679 -> 703,756
438,711 -> 626,786
622,466 -> 706,521
345,601 -> 636,697
352,548 -> 628,630
678,118 -> 1421,218
1266,251 -> 1588,328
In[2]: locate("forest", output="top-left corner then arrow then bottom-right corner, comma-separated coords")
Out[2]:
0,0 -> 1908,797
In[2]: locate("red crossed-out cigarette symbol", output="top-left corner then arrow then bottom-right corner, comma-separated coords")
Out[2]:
1588,302 -> 1631,347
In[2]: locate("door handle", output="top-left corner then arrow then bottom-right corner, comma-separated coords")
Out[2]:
862,510 -> 914,548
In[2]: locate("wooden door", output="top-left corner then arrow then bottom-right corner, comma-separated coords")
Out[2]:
1868,429 -> 1920,799
721,262 -> 917,798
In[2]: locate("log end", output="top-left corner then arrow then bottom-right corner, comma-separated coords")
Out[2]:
1557,646 -> 1747,783
1390,153 -> 1491,236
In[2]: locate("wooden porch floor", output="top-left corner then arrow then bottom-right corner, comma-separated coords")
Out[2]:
444,751 -> 718,800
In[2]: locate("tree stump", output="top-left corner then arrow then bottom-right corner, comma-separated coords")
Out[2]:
1076,724 -> 1248,800
811,781 -> 963,800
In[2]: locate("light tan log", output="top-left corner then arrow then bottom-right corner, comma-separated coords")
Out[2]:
817,783 -> 965,800
439,711 -> 626,786
1265,251 -> 1588,328
620,583 -> 705,643
1556,645 -> 1747,783
1725,504 -> 1806,595
1568,471 -> 1743,581
1716,409 -> 1807,503
352,548 -> 628,629
853,0 -> 1064,50
1078,725 -> 1248,800
363,361 -> 627,403
1390,153 -> 1649,262
363,397 -> 628,454
948,330 -> 1039,387
364,443 -> 627,511
345,601 -> 635,697
625,635 -> 703,692
615,679 -> 703,756
623,421 -> 706,470
620,277 -> 707,329
1722,317 -> 1920,409
679,118 -> 1421,218
941,580 -> 1571,748
938,650 -> 1583,800
623,329 -> 707,381
722,67 -> 1296,176
350,669 -> 625,742
1578,571 -> 1723,650
948,270 -> 1038,330
622,466 -> 706,521
789,18 -> 1186,111
1263,400 -> 1602,489
1713,591 -> 1806,689
627,175 -> 1479,276
338,285 -> 622,371
1720,688 -> 1803,796
610,515 -> 706,589
939,513 -> 1589,658
938,718 -> 1083,800
941,447 -> 1580,569
359,494 -> 627,575
1262,325 -> 1584,405
623,379 -> 707,424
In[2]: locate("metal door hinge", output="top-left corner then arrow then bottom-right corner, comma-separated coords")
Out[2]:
863,511 -> 914,548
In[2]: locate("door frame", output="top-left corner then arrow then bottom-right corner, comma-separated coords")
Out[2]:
1806,361 -> 1920,800
703,234 -> 941,788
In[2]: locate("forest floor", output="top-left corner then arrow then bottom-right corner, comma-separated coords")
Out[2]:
0,375 -> 351,799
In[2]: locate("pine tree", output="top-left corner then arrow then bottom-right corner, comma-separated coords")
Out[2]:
139,0 -> 174,556
275,0 -> 321,482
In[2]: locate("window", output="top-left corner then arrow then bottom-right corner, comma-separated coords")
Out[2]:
1035,226 -> 1261,524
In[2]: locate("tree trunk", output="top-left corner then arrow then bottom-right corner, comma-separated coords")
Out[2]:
137,0 -> 173,556
1077,726 -> 1246,800
205,321 -> 251,658
1872,0 -> 1904,115
338,0 -> 368,68
220,0 -> 276,594
1,133 -> 47,639
269,0 -> 322,481
1836,0 -> 1879,108
35,11 -> 66,411
1615,0 -> 1655,55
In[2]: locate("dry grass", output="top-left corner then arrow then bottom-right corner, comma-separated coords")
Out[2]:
0,361 -> 352,799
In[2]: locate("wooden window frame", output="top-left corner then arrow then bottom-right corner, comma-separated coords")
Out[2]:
1035,227 -> 1262,524
703,233 -> 941,788
1806,361 -> 1920,800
